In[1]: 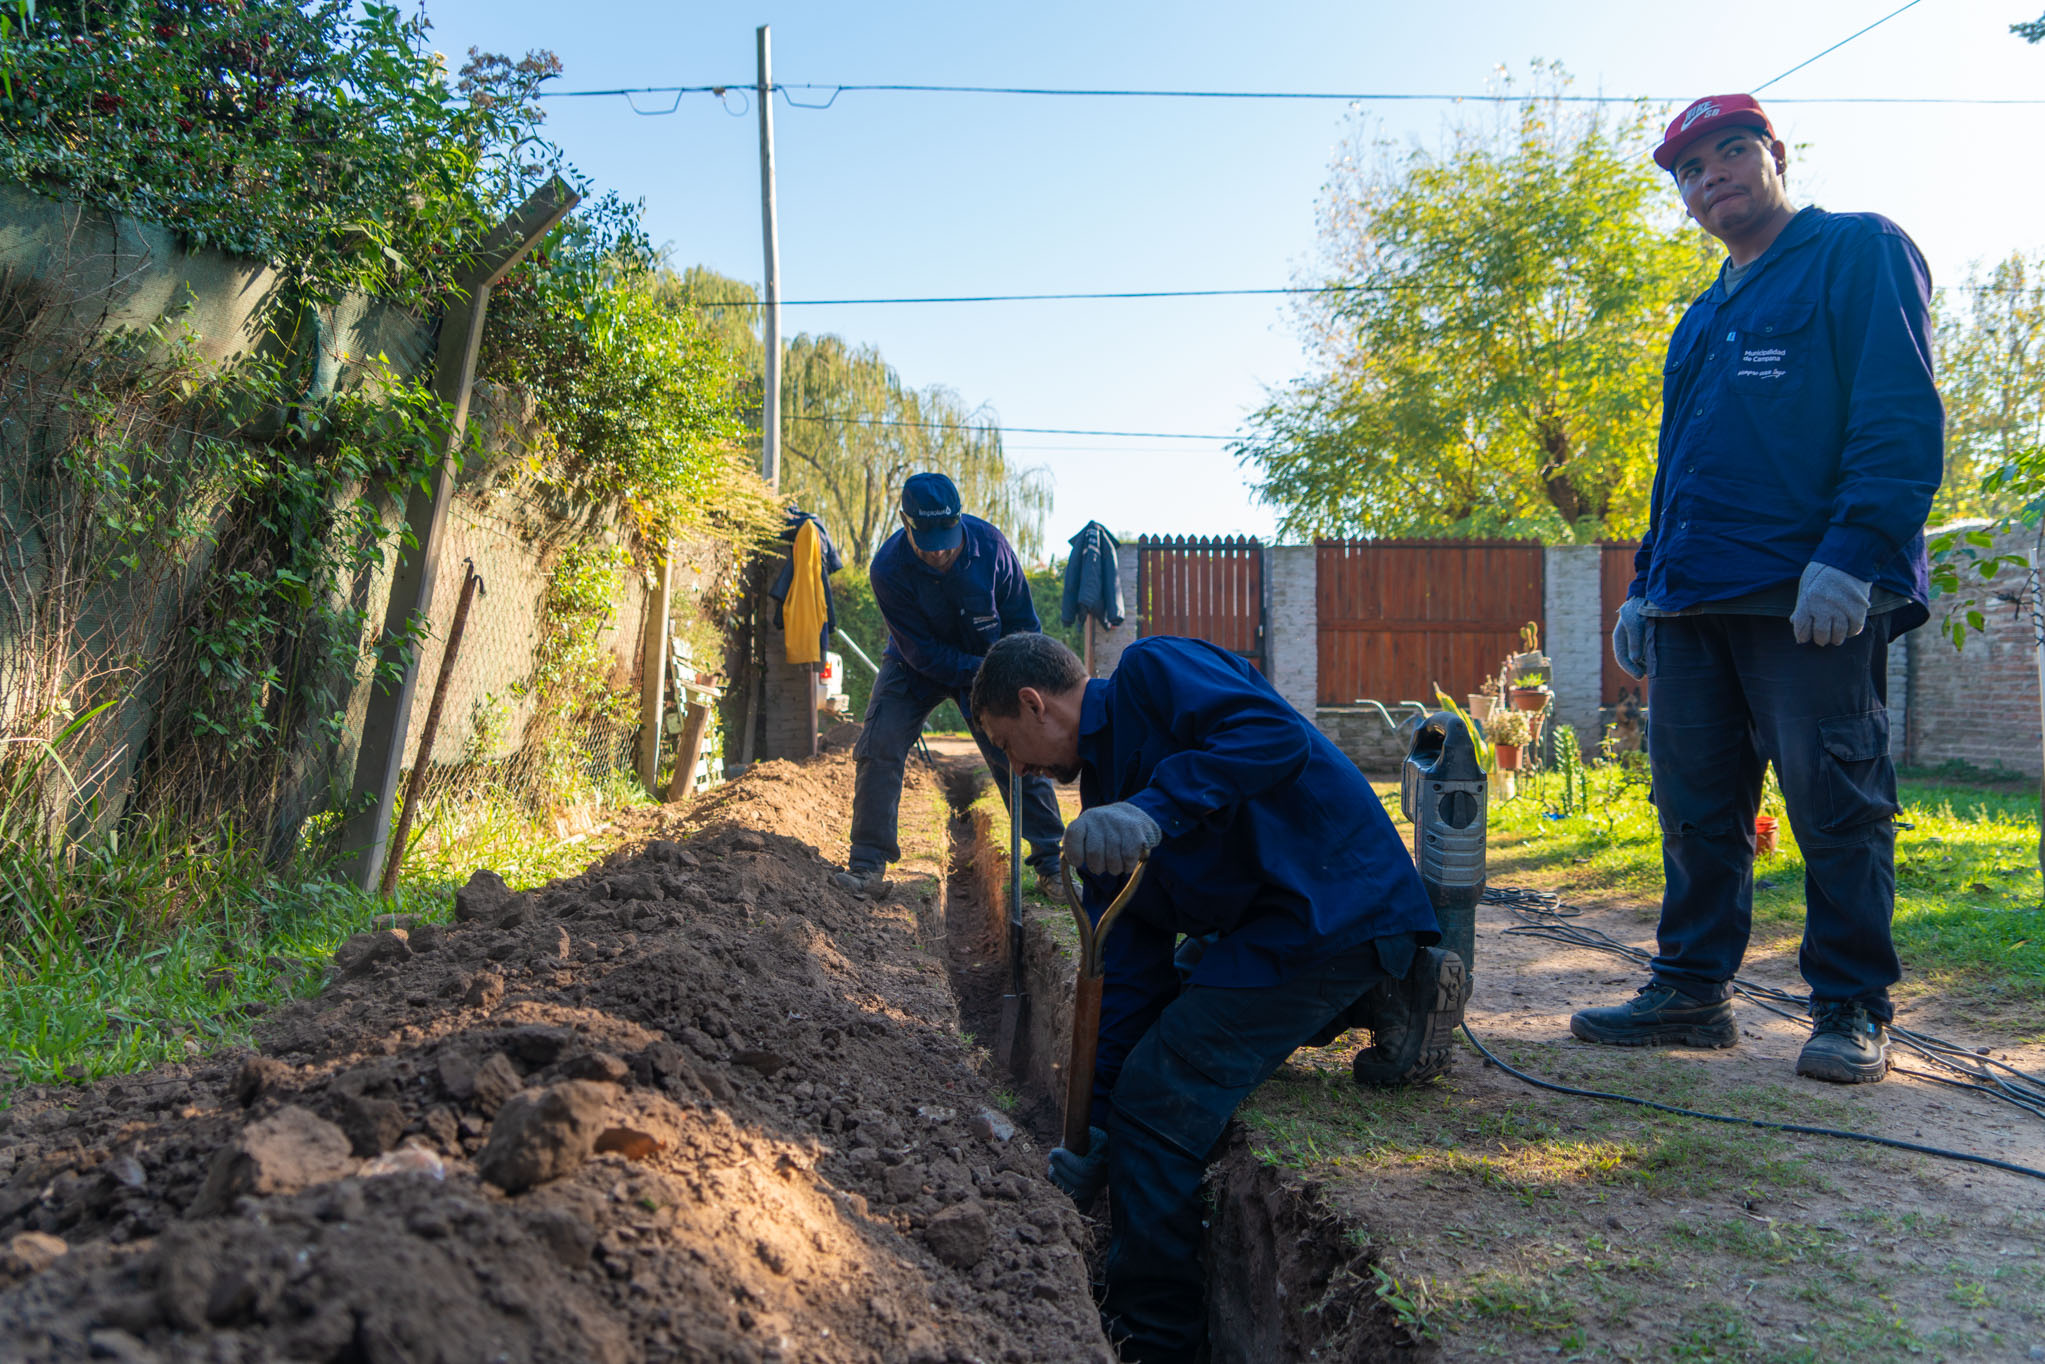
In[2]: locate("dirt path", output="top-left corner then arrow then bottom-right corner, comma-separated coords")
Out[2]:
1247,881 -> 2045,1361
0,749 -> 1115,1363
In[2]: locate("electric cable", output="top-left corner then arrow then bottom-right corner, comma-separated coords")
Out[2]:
540,82 -> 2045,107
1479,884 -> 2045,1126
1459,1021 -> 2045,1185
1754,0 -> 1926,93
782,415 -> 1234,440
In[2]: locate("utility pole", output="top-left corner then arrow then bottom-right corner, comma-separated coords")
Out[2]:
756,23 -> 782,490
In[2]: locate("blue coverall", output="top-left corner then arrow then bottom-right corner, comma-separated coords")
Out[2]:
1633,207 -> 1943,1019
850,516 -> 1065,873
1073,637 -> 1439,1363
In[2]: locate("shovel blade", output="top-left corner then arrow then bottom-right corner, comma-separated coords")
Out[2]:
995,991 -> 1025,1069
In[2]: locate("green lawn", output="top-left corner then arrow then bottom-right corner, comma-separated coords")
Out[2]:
1485,763 -> 2045,1022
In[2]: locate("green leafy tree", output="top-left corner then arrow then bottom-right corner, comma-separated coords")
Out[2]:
2015,11 -> 2044,41
1235,68 -> 1716,542
1930,252 -> 2045,523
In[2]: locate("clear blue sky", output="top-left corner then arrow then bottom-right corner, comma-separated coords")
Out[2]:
418,0 -> 2045,556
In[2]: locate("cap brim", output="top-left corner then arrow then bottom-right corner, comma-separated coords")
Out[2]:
1654,114 -> 1771,170
910,521 -> 963,553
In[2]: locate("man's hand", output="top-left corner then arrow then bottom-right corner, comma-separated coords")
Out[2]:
1064,803 -> 1162,876
1611,597 -> 1647,680
1790,562 -> 1872,646
1048,1127 -> 1109,1203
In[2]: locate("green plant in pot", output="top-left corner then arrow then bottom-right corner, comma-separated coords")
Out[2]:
1486,708 -> 1533,768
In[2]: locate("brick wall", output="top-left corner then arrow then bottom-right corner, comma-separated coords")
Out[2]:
1092,544 -> 1143,678
1265,546 -> 1318,718
1314,707 -> 1412,775
1906,529 -> 2038,774
1542,545 -> 1602,754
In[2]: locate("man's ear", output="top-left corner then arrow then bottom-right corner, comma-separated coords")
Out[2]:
1770,138 -> 1788,177
1017,686 -> 1045,719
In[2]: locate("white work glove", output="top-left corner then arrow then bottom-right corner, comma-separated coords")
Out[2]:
1048,1127 -> 1110,1203
1611,597 -> 1647,680
1064,802 -> 1162,876
1789,562 -> 1872,647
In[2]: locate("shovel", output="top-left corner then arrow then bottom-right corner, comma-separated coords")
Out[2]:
994,765 -> 1028,1070
1057,853 -> 1150,1155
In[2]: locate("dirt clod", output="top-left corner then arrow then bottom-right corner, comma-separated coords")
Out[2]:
189,1106 -> 355,1216
464,970 -> 506,1010
453,868 -> 513,921
475,1080 -> 615,1193
338,1093 -> 407,1156
923,1200 -> 991,1269
5,1232 -> 67,1276
233,1054 -> 292,1106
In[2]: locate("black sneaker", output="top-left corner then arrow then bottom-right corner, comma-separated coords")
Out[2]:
1569,983 -> 1736,1048
1796,1001 -> 1889,1084
1351,947 -> 1468,1086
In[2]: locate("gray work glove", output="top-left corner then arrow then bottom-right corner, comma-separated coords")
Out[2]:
1048,1126 -> 1110,1203
1789,562 -> 1872,647
1064,802 -> 1161,877
1611,596 -> 1647,680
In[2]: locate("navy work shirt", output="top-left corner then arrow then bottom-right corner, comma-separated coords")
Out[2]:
1632,207 -> 1943,630
1076,637 -> 1439,1122
871,514 -> 1040,692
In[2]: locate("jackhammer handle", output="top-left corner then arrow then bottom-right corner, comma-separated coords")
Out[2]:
1063,973 -> 1106,1155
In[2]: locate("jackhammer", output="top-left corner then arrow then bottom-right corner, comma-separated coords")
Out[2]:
1350,709 -> 1485,1086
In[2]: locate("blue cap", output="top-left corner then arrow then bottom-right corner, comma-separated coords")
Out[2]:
900,472 -> 964,552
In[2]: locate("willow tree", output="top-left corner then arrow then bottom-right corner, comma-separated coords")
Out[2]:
1235,70 -> 1717,542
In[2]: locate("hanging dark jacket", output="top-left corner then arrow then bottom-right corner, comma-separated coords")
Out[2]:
1060,521 -> 1125,628
768,509 -> 842,656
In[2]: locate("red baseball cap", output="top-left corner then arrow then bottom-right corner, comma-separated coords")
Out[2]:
1653,94 -> 1777,171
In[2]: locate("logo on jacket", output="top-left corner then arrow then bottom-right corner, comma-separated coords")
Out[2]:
1679,99 -> 1722,131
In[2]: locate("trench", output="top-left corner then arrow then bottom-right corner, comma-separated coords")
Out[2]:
928,756 -> 1411,1364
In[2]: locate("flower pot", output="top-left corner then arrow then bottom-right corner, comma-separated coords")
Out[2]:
1510,687 -> 1550,712
1493,742 -> 1522,770
1754,815 -> 1780,856
1466,694 -> 1497,724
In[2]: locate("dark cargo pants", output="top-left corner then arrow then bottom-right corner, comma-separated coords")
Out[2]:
1645,614 -> 1903,1019
848,654 -> 1064,874
1102,933 -> 1414,1364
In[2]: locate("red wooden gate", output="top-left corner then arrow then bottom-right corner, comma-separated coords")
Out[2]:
1600,540 -> 1643,705
1316,540 -> 1545,706
1136,536 -> 1264,668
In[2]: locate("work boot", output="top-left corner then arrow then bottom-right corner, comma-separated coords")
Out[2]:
1796,1001 -> 1889,1084
830,866 -> 886,898
1028,858 -> 1066,900
1351,947 -> 1468,1086
1569,982 -> 1736,1048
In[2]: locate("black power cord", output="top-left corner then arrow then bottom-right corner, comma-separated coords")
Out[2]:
1466,885 -> 2045,1187
1460,1022 -> 2045,1185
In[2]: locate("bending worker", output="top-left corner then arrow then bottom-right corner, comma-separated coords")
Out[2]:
1580,94 -> 1942,1082
971,631 -> 1463,1364
833,472 -> 1065,896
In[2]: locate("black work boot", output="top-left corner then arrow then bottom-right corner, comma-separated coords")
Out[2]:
829,865 -> 886,898
1796,1001 -> 1889,1084
1350,947 -> 1468,1086
1569,982 -> 1736,1048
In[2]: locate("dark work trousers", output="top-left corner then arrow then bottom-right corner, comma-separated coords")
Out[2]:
1645,614 -> 1903,1019
1103,933 -> 1413,1364
848,654 -> 1065,873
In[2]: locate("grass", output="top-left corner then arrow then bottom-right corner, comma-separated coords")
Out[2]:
0,786 -> 641,1089
1483,762 -> 2045,1021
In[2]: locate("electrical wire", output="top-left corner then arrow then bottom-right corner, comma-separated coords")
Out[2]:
1480,884 -> 2045,1127
782,415 -> 1234,440
1460,1022 -> 2045,1184
1754,0 -> 1927,93
539,81 -> 2045,107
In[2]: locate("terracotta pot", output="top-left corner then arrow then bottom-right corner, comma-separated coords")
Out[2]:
1510,687 -> 1550,712
1754,815 -> 1780,856
1493,742 -> 1522,770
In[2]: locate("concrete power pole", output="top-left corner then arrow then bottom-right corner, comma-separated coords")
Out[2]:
757,24 -> 782,490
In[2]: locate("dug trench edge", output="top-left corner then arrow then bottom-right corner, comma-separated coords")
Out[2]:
937,767 -> 1413,1363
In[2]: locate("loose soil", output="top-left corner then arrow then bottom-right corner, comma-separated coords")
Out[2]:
1243,798 -> 2045,1362
0,744 -> 1114,1363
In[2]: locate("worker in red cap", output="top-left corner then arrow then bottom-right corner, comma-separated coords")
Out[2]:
1573,95 -> 1943,1083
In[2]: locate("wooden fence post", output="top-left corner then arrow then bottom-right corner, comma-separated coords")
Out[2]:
336,176 -> 579,892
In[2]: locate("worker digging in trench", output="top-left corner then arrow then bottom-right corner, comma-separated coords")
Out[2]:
971,631 -> 1467,1364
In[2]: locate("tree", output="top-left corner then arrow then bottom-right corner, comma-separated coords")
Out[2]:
1930,252 -> 2045,524
2015,11 -> 2044,42
1234,69 -> 1717,543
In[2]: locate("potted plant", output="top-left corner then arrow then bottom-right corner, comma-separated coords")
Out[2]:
1467,676 -> 1500,725
1510,671 -> 1551,711
1487,708 -> 1533,769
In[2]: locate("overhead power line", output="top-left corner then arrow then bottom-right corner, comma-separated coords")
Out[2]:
540,81 -> 2045,108
692,284 -> 1454,306
783,415 -> 1233,441
1755,0 -> 1926,93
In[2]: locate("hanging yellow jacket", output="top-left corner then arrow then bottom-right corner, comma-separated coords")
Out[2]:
783,518 -> 828,665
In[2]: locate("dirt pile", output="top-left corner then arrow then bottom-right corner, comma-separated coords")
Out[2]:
0,753 -> 1112,1363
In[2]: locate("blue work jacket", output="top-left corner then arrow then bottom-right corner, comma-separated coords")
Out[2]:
871,515 -> 1040,692
1076,637 -> 1439,1121
1632,207 -> 1943,629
